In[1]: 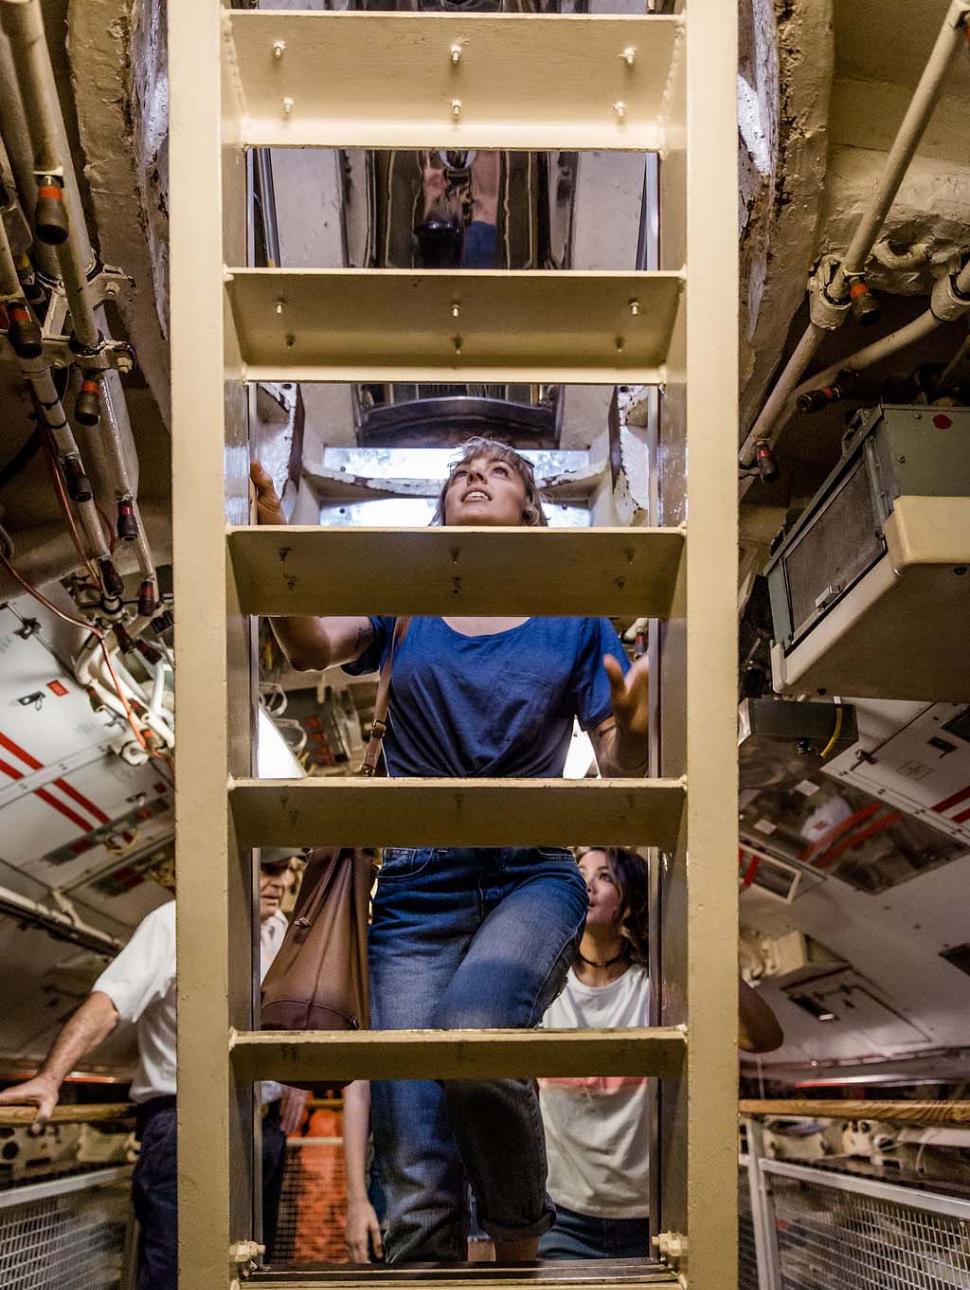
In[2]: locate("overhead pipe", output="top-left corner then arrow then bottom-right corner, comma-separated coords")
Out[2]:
740,0 -> 970,475
791,257 -> 970,409
0,20 -> 57,280
0,0 -> 157,602
0,880 -> 121,955
0,201 -> 111,569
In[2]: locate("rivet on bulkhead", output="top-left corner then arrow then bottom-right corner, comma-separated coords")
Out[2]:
612,101 -> 626,121
275,298 -> 285,316
450,42 -> 462,64
282,97 -> 294,116
452,335 -> 463,354
451,302 -> 461,319
621,46 -> 636,66
451,99 -> 462,121
273,40 -> 286,60
615,336 -> 625,352
629,299 -> 640,317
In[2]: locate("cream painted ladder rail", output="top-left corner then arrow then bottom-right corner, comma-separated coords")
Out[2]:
169,3 -> 738,1288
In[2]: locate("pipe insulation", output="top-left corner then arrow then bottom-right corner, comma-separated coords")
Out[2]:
0,0 -> 97,348
0,200 -> 109,563
0,881 -> 122,956
790,258 -> 970,401
0,0 -> 156,591
0,18 -> 57,279
741,0 -> 970,471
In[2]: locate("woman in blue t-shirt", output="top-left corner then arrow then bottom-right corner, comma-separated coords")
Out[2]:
250,440 -> 650,1264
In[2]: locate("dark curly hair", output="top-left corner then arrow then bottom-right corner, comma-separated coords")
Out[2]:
432,437 -> 548,527
578,847 -> 650,967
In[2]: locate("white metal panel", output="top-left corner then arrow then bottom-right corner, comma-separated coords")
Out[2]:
825,702 -> 970,847
225,11 -> 683,151
224,269 -> 683,383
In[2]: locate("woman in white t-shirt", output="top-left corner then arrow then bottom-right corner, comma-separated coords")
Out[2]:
539,847 -> 784,1261
538,847 -> 653,1260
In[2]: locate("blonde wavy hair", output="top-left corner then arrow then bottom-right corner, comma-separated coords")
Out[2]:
433,437 -> 548,527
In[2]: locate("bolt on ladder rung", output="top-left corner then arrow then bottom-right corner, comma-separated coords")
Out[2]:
224,269 -> 684,384
227,525 -> 686,619
223,11 -> 684,151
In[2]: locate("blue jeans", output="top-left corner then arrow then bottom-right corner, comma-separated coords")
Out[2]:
133,1102 -> 178,1290
539,1204 -> 652,1261
369,846 -> 588,1263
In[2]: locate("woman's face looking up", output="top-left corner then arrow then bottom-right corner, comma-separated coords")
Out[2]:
579,850 -> 623,928
442,455 -> 528,527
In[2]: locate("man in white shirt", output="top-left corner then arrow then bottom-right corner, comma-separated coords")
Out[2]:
0,851 -> 306,1290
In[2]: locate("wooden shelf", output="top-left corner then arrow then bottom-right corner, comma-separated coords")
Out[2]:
225,11 -> 683,152
230,777 -> 686,851
228,525 -> 685,618
231,1027 -> 687,1083
224,269 -> 683,383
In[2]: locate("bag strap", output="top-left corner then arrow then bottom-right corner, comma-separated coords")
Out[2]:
360,617 -> 410,776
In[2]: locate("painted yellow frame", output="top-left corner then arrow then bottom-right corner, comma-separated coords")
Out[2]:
170,1 -> 738,1286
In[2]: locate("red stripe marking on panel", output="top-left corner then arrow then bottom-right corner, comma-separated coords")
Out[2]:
814,810 -> 902,870
932,784 -> 970,815
951,806 -> 970,826
0,728 -> 108,826
0,751 -> 95,834
52,778 -> 110,825
33,788 -> 92,833
0,730 -> 42,770
801,801 -> 881,865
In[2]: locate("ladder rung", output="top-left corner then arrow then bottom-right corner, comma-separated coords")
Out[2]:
231,1027 -> 687,1083
228,526 -> 685,618
230,778 -> 685,851
250,1259 -> 678,1287
224,11 -> 682,152
224,270 -> 683,383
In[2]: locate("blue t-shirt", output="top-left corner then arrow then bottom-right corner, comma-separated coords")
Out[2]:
344,616 -> 629,778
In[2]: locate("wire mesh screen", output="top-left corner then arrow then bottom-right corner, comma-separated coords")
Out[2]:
738,1170 -> 760,1290
272,1132 -> 348,1264
769,1173 -> 970,1290
0,1177 -> 130,1290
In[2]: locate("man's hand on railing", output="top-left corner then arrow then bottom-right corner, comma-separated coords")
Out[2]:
0,1074 -> 61,1134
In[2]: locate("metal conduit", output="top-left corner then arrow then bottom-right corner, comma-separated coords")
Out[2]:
0,881 -> 121,956
0,201 -> 110,564
0,0 -> 97,348
790,256 -> 970,404
0,18 -> 57,280
0,0 -> 157,596
740,0 -> 970,471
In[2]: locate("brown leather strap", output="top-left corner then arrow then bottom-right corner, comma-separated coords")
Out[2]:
360,617 -> 410,776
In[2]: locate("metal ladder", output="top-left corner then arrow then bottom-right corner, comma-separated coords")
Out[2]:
169,2 -> 738,1287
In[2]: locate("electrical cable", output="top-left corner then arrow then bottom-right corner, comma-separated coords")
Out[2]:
0,545 -> 150,754
820,706 -> 844,760
41,432 -> 100,586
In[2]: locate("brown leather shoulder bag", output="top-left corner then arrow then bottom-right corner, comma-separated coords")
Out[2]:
259,618 -> 410,1081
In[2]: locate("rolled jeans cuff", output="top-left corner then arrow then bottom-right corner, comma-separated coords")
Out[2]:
479,1195 -> 557,1244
